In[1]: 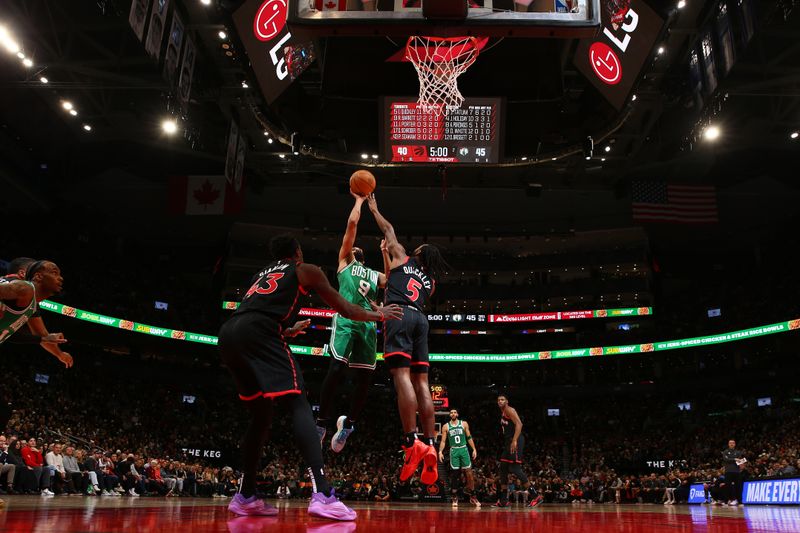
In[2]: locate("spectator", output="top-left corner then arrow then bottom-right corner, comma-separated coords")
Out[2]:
0,435 -> 16,494
22,438 -> 53,496
63,446 -> 89,494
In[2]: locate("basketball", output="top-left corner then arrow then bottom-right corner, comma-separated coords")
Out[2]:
350,170 -> 376,196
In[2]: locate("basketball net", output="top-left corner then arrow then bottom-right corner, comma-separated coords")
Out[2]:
405,36 -> 480,117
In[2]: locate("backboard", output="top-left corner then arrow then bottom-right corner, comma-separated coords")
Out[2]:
287,0 -> 601,38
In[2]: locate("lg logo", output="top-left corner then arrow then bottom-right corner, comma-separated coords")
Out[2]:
254,0 -> 287,41
589,8 -> 640,85
253,0 -> 291,81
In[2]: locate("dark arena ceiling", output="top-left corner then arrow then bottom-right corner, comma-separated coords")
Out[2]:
0,0 -> 798,241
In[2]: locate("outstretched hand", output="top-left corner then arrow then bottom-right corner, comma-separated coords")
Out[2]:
370,301 -> 403,321
284,319 -> 312,338
350,191 -> 366,202
366,194 -> 378,212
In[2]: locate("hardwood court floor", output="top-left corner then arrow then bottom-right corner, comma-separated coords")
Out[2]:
0,496 -> 796,532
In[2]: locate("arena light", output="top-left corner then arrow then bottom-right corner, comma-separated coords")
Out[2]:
22,57 -> 33,68
69,109 -> 78,116
278,154 -> 286,159
263,131 -> 269,136
162,119 -> 178,135
703,125 -> 721,141
361,153 -> 368,159
371,154 -> 379,159
200,0 -> 212,4
677,0 -> 686,8
605,145 -> 611,153
268,138 -> 274,144
0,26 -> 21,55
632,94 -> 638,101
16,52 -> 24,59
39,76 -> 48,84
82,124 -> 92,132
61,101 -> 74,111
218,30 -> 227,40
657,46 -> 665,55
241,81 -> 249,88
791,131 -> 799,140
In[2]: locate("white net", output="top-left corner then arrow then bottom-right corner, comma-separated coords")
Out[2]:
405,36 -> 480,117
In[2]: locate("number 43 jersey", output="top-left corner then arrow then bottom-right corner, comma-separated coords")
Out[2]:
386,257 -> 434,312
234,260 -> 306,329
337,260 -> 380,310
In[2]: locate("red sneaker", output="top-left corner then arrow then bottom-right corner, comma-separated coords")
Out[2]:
420,445 -> 439,485
528,495 -> 544,508
400,440 -> 428,481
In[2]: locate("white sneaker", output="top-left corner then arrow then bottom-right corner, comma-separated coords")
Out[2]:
729,500 -> 738,506
101,490 -> 110,496
41,489 -> 55,496
331,416 -> 355,453
128,489 -> 139,497
94,485 -> 101,492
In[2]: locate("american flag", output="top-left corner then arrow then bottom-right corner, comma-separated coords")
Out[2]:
632,182 -> 718,224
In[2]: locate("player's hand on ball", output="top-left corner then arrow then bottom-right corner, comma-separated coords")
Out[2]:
350,191 -> 366,201
285,319 -> 311,337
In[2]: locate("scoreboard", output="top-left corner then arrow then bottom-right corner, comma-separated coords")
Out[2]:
382,97 -> 503,164
430,384 -> 449,409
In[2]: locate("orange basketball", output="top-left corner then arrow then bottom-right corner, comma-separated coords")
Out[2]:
349,170 -> 376,196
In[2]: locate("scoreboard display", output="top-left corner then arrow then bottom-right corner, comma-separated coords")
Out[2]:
430,384 -> 449,409
382,97 -> 503,164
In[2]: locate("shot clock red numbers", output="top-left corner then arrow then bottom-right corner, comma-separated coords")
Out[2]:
430,384 -> 449,409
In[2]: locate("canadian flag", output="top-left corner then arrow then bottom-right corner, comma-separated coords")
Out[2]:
168,175 -> 245,215
315,0 -> 346,10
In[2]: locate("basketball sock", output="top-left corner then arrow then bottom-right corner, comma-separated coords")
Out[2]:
402,432 -> 416,448
241,399 -> 274,499
281,394 -> 331,495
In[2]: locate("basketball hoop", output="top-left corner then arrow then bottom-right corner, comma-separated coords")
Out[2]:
405,36 -> 480,116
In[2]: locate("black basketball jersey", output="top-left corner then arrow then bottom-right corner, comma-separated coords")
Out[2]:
501,413 -> 514,441
385,257 -> 434,312
233,261 -> 307,329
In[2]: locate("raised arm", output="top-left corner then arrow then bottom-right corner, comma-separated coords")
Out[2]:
296,263 -> 402,322
378,239 -> 390,289
366,195 -> 407,268
338,194 -> 365,271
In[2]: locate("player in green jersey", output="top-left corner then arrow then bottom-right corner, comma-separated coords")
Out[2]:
2,258 -> 73,367
0,260 -> 69,357
316,193 -> 388,453
438,408 -> 480,507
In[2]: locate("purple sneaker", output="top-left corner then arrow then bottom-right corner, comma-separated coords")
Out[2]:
228,493 -> 278,516
308,491 -> 357,521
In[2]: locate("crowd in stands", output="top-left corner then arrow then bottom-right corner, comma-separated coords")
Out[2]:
1,337 -> 799,505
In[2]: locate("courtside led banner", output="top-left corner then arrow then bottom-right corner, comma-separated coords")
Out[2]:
39,300 -> 799,364
222,301 -> 653,323
744,479 -> 800,505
